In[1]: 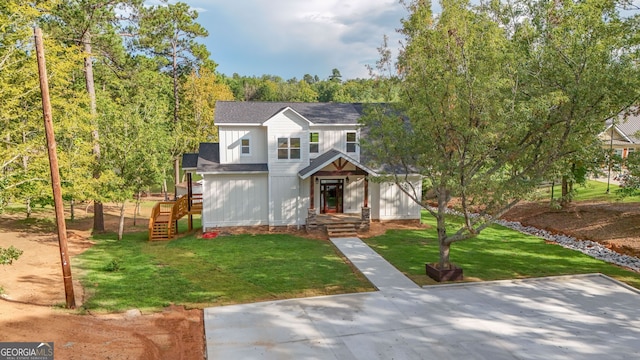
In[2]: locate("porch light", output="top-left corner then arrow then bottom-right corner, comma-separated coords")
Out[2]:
346,176 -> 350,183
315,177 -> 319,184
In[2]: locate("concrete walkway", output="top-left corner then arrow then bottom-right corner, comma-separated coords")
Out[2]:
204,238 -> 640,359
330,237 -> 420,291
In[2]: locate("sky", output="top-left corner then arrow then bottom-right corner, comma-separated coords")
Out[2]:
173,0 -> 410,80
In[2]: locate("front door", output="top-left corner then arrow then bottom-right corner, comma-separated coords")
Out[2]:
320,179 -> 343,214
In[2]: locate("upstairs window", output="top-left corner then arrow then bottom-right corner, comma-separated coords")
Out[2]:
346,132 -> 357,153
310,132 -> 319,153
241,138 -> 250,155
278,137 -> 301,159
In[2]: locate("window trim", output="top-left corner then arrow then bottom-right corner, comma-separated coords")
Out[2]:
346,131 -> 357,153
310,132 -> 320,154
241,137 -> 251,156
277,137 -> 301,160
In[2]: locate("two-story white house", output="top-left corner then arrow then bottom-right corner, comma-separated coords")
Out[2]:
185,101 -> 422,231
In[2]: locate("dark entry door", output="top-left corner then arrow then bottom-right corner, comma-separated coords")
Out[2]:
320,179 -> 344,214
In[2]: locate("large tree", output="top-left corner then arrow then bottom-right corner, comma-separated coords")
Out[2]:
46,0 -> 142,231
178,67 -> 234,153
136,0 -> 210,197
98,56 -> 172,239
1,1 -> 92,217
361,0 -> 640,270
511,0 -> 640,204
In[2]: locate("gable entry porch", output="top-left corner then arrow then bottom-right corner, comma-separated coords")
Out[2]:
299,150 -> 374,236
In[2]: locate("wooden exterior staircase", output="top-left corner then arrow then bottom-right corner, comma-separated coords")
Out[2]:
148,193 -> 202,241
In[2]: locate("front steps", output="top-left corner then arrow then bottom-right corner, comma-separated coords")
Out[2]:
326,223 -> 358,238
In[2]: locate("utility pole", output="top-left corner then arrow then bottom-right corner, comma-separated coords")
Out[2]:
34,27 -> 76,309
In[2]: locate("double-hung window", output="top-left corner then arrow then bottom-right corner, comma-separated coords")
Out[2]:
278,137 -> 301,159
310,132 -> 319,153
346,132 -> 357,153
241,138 -> 250,155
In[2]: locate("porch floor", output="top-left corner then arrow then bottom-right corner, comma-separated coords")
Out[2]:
315,213 -> 362,225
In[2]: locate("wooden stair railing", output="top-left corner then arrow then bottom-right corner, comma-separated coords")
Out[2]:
148,201 -> 177,241
173,194 -> 189,220
148,194 -> 197,241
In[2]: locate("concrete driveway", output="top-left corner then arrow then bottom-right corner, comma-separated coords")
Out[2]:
204,238 -> 640,359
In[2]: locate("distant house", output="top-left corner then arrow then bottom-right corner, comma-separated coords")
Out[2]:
601,112 -> 640,159
184,101 -> 422,231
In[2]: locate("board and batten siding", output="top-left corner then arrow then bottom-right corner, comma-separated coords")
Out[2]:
218,126 -> 267,164
370,177 -> 422,221
343,176 -> 366,213
310,126 -> 360,161
265,109 -> 309,175
269,175 -> 306,226
201,173 -> 268,229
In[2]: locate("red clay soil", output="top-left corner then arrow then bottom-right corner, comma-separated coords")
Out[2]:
0,204 -> 204,360
503,201 -> 640,258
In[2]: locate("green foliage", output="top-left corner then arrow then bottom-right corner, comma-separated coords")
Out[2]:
0,246 -> 23,266
76,230 -> 373,311
361,0 -> 640,268
104,259 -> 121,272
178,67 -> 234,152
617,152 -> 640,197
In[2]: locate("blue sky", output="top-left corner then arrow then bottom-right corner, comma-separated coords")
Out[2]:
175,0 -> 409,80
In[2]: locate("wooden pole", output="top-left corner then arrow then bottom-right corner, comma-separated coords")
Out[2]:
34,27 -> 76,309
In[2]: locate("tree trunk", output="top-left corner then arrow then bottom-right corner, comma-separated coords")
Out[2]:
561,176 -> 570,207
70,198 -> 74,221
172,43 -> 180,201
436,186 -> 451,269
118,201 -> 126,241
26,198 -> 31,219
133,192 -> 140,226
174,157 -> 180,200
163,178 -> 168,201
83,31 -> 104,233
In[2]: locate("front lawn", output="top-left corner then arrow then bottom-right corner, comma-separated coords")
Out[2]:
76,231 -> 374,312
364,212 -> 640,289
533,180 -> 640,202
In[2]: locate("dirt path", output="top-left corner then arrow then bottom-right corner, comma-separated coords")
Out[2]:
0,202 -> 204,359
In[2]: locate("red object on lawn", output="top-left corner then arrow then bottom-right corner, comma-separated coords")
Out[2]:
202,231 -> 219,239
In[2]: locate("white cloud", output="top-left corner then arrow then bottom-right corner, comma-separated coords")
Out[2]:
183,0 -> 407,79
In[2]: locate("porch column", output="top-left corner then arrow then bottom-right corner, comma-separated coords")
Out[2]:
364,175 -> 369,208
361,175 -> 370,229
310,176 -> 315,209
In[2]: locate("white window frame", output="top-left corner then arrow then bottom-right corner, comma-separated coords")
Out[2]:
346,131 -> 357,153
241,137 -> 251,156
310,132 -> 320,153
277,137 -> 301,160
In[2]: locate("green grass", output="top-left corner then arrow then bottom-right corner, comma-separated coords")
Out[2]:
364,212 -> 640,289
533,180 -> 640,203
75,230 -> 373,312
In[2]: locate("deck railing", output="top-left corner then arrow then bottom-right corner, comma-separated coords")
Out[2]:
148,193 -> 202,241
149,201 -> 177,241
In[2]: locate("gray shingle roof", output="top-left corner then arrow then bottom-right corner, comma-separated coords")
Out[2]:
605,111 -> 640,144
196,143 -> 268,174
181,153 -> 198,170
215,101 -> 365,125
